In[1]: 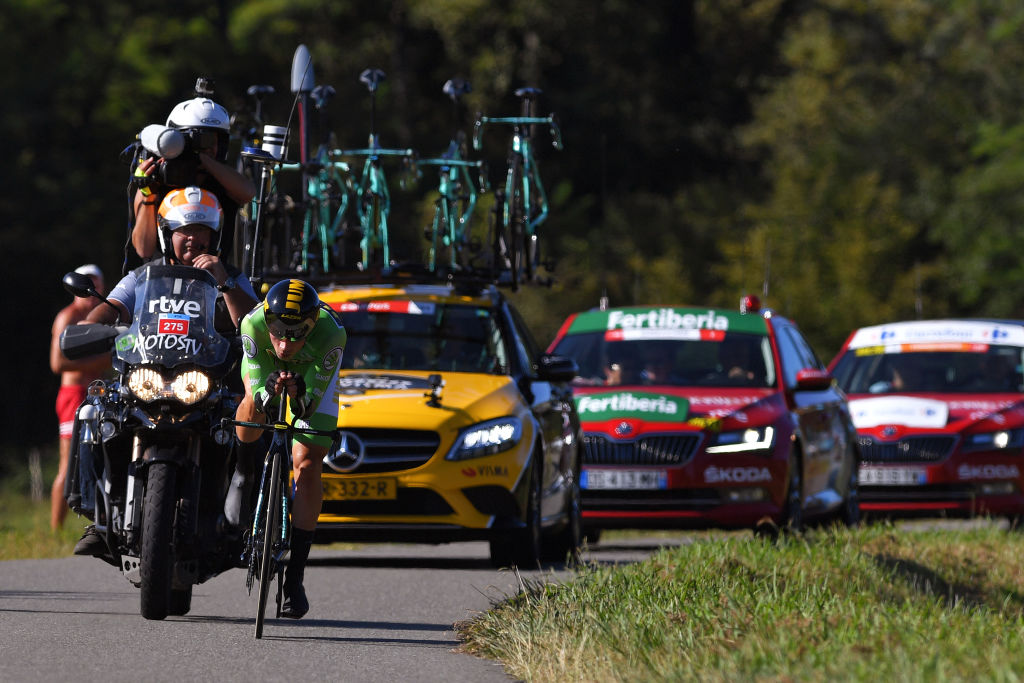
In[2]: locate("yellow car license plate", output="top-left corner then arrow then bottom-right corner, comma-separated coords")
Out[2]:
323,478 -> 397,500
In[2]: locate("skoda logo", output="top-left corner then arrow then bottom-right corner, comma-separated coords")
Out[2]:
323,431 -> 365,473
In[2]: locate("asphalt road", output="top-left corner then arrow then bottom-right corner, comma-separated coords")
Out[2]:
0,537 -> 683,682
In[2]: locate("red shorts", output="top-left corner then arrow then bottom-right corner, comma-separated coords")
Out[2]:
56,385 -> 87,439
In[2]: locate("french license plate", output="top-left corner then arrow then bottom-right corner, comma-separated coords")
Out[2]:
583,469 -> 668,490
859,466 -> 927,486
322,478 -> 397,500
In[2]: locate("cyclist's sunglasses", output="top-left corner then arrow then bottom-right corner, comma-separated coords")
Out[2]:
267,318 -> 314,342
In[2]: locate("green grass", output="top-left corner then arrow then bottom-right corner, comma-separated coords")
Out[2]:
458,524 -> 1024,681
0,491 -> 87,561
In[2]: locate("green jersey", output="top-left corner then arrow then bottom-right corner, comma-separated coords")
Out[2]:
240,304 -> 347,446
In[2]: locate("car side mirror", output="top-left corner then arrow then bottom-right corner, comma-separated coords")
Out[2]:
537,354 -> 578,383
795,368 -> 833,391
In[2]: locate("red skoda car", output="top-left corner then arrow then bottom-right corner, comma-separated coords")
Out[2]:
829,319 -> 1024,521
547,300 -> 860,535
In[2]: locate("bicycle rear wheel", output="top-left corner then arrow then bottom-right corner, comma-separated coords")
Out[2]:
254,449 -> 283,639
506,159 -> 527,290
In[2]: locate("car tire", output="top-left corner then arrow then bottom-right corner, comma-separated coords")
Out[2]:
541,463 -> 582,565
838,444 -> 861,528
779,452 -> 804,534
489,458 -> 542,568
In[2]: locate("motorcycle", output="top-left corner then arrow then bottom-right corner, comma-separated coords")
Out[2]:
60,264 -> 242,620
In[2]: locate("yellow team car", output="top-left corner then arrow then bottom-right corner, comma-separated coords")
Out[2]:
314,278 -> 583,567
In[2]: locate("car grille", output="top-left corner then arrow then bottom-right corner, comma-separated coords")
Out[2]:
857,435 -> 957,463
582,433 -> 701,466
340,428 -> 441,474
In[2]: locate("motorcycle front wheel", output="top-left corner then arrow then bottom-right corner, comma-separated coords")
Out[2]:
140,461 -> 177,620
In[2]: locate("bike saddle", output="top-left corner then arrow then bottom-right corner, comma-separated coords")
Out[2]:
360,68 -> 386,92
514,87 -> 542,99
443,78 -> 471,100
312,85 -> 336,109
247,84 -> 275,98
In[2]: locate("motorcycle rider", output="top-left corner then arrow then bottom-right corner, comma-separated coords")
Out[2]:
88,186 -> 258,330
74,187 -> 258,556
131,94 -> 255,263
231,279 -> 346,619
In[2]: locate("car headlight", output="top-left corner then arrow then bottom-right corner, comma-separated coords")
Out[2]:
707,426 -> 775,454
127,367 -> 211,405
446,417 -> 523,461
964,429 -> 1024,452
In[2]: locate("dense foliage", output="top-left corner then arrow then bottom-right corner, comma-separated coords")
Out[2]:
8,0 -> 1024,454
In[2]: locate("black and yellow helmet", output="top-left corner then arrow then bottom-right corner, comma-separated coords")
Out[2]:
264,279 -> 320,341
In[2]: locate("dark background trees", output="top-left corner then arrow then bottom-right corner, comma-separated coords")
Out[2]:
6,0 -> 1024,459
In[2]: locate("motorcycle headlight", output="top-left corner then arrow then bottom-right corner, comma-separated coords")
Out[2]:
446,417 -> 523,461
707,426 -> 775,454
171,371 -> 211,405
127,367 -> 211,405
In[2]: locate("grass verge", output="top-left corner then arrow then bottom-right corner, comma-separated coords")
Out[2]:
457,523 -> 1024,681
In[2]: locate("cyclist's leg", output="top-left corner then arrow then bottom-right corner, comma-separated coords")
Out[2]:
282,439 -> 326,619
225,388 -> 269,527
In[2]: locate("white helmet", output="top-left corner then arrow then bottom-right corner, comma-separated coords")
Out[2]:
167,97 -> 231,162
156,186 -> 223,255
166,97 -> 230,131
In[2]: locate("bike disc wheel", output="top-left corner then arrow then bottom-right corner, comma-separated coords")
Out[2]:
255,449 -> 283,639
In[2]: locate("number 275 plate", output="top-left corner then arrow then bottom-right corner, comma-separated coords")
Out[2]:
323,478 -> 397,500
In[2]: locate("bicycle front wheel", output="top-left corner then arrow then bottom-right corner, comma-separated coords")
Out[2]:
254,449 -> 283,639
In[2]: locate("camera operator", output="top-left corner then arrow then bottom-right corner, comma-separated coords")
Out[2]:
131,91 -> 255,264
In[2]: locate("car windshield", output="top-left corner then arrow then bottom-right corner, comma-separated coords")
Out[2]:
833,346 -> 1024,394
551,331 -> 775,388
336,301 -> 508,373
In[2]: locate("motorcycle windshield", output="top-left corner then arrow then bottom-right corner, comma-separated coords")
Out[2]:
114,264 -> 231,369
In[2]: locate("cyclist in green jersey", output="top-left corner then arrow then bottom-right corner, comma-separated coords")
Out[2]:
232,278 -> 346,619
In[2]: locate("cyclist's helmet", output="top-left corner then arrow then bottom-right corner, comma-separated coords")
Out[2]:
156,186 -> 223,255
166,97 -> 231,162
264,279 -> 320,341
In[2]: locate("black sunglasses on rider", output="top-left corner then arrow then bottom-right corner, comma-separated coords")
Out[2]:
267,317 -> 314,342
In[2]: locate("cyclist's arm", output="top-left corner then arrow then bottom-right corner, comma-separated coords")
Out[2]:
292,320 -> 347,420
239,308 -> 279,412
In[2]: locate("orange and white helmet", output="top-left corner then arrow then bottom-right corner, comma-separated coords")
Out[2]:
156,186 -> 223,254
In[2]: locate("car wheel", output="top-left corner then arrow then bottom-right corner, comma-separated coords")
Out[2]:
779,452 -> 804,534
839,444 -> 860,528
541,463 -> 582,565
489,457 -> 542,568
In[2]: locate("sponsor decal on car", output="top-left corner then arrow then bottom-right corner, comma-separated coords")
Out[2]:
847,321 -> 1024,349
704,466 -> 772,484
461,465 -> 510,478
848,397 -> 949,429
565,306 -> 769,336
339,373 -> 433,394
334,300 -> 436,315
957,464 -> 1021,480
575,391 -> 688,422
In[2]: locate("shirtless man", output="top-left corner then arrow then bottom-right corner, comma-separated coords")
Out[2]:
49,264 -> 108,531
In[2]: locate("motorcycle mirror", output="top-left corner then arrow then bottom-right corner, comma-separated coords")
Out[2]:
63,271 -> 98,298
62,272 -> 123,325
